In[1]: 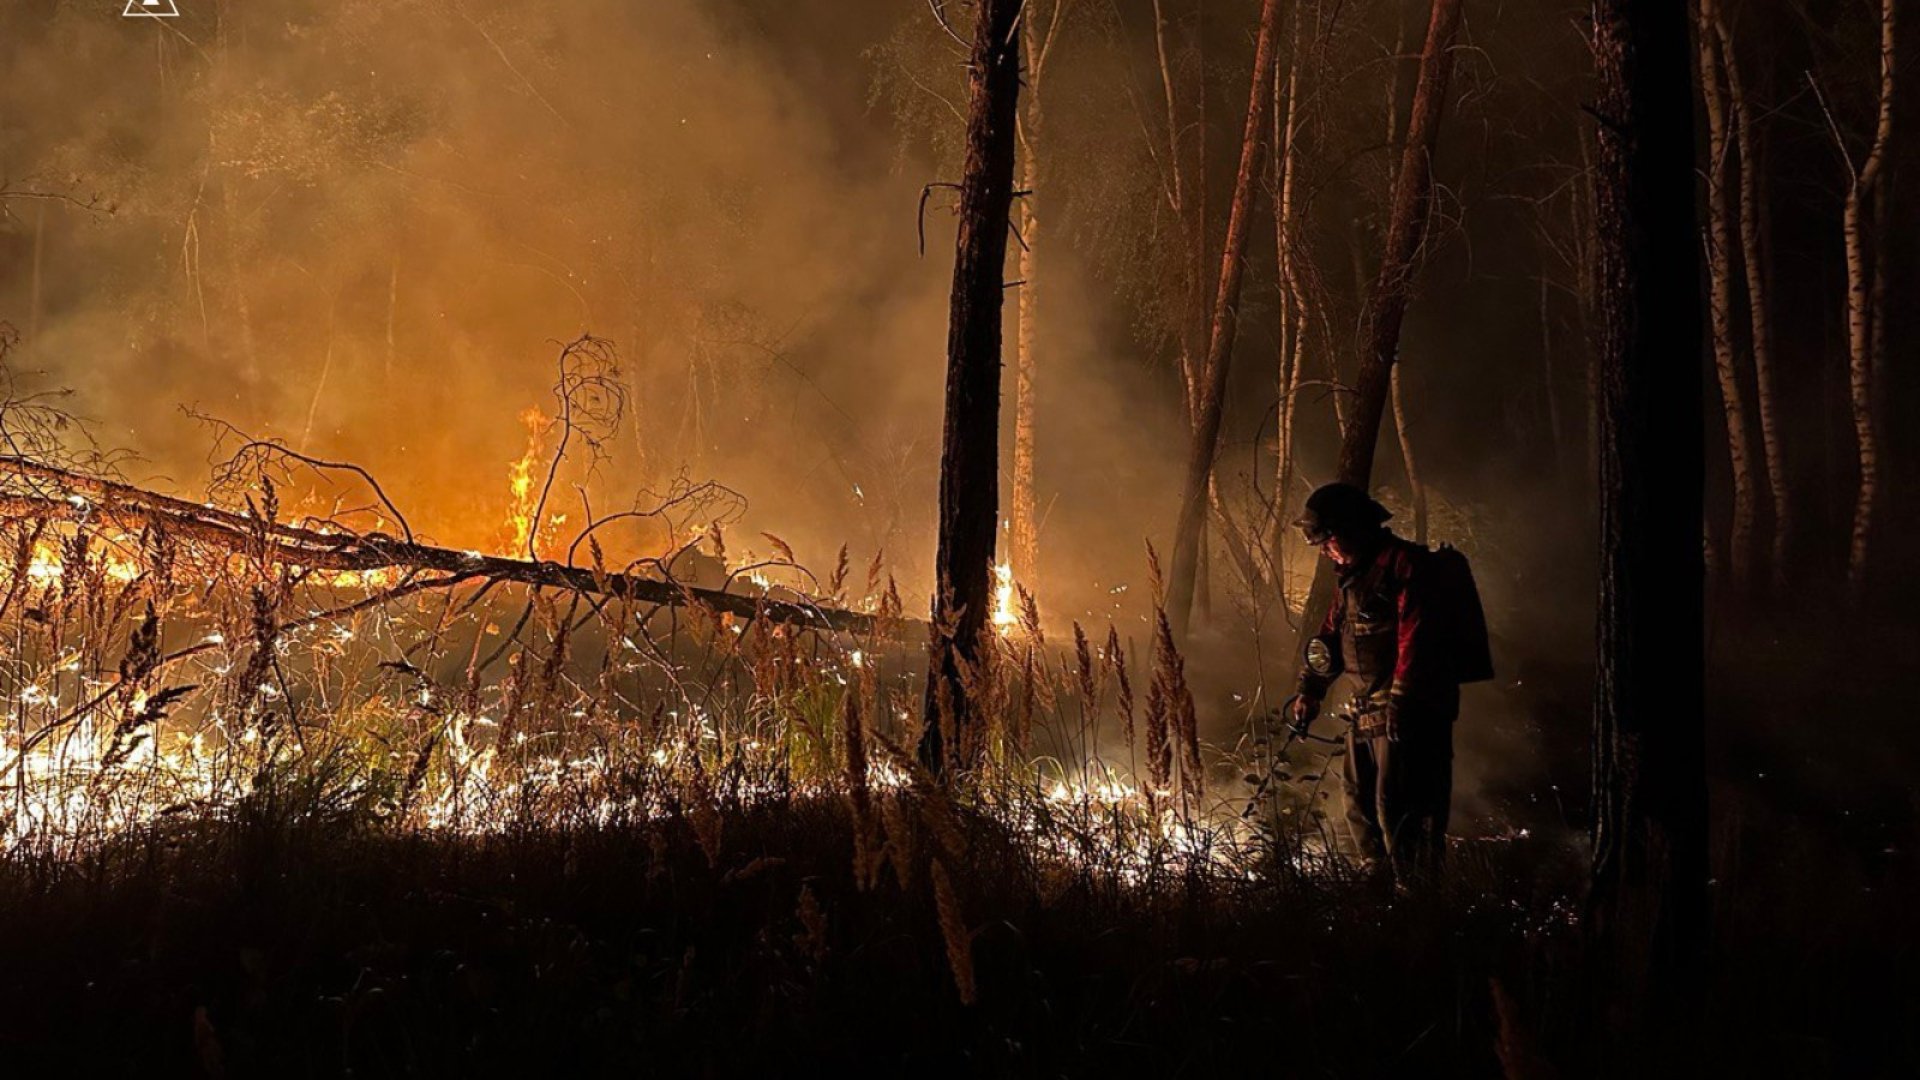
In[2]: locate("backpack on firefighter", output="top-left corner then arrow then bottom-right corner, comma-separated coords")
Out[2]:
1418,541 -> 1494,684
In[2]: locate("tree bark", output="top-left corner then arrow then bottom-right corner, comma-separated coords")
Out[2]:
1268,36 -> 1308,602
1716,17 -> 1789,596
1588,0 -> 1708,1059
1165,0 -> 1285,635
1011,135 -> 1040,587
1695,0 -> 1758,591
0,456 -> 889,634
1840,0 -> 1896,602
921,0 -> 1023,772
1290,0 -> 1465,655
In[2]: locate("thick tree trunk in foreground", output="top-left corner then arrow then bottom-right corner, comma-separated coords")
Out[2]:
1165,0 -> 1284,635
1290,0 -> 1464,654
1589,0 -> 1708,1059
922,0 -> 1023,773
1695,0 -> 1758,592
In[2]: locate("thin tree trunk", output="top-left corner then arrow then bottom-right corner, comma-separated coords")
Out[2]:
1541,274 -> 1567,479
1696,0 -> 1757,591
1839,0 -> 1895,601
921,0 -> 1023,773
300,290 -> 338,454
1384,4 -> 1428,544
1579,136 -> 1603,489
28,203 -> 44,342
1716,17 -> 1789,595
1269,37 -> 1307,597
1008,0 -> 1075,592
1011,141 -> 1040,587
1166,0 -> 1285,634
1291,0 -> 1465,656
220,178 -> 261,393
1390,367 -> 1427,543
1588,0 -> 1708,1060
385,256 -> 400,391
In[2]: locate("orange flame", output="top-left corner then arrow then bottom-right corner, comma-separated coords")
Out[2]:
501,407 -> 566,558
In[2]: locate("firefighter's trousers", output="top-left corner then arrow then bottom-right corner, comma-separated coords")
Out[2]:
1340,701 -> 1456,881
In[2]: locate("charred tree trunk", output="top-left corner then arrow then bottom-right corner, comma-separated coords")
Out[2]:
1588,0 -> 1708,1059
1716,17 -> 1789,596
1165,0 -> 1284,635
921,0 -> 1023,774
1695,0 -> 1758,592
1291,0 -> 1465,654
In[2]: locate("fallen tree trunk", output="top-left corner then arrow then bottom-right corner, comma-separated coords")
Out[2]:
0,457 -> 889,635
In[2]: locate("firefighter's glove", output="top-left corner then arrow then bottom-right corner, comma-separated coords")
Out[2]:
1383,696 -> 1405,743
1288,694 -> 1320,736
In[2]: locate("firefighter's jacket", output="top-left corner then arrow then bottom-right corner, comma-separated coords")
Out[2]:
1297,532 -> 1455,732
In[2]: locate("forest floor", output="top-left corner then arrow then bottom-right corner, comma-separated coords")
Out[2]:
0,635 -> 1910,1079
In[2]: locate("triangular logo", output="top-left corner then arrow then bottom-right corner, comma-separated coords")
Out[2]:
123,0 -> 181,17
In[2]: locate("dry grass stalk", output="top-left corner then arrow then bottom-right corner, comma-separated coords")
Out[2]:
879,792 -> 917,890
1072,622 -> 1097,705
843,690 -> 881,891
1107,624 -> 1135,758
930,858 -> 976,1006
1153,609 -> 1202,794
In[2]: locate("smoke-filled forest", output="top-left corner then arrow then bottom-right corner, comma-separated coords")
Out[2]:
0,0 -> 1914,1075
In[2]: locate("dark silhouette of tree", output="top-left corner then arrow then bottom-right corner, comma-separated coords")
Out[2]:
1588,0 -> 1708,1060
921,0 -> 1024,773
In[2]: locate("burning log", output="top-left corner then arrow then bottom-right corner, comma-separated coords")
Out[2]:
0,455 -> 890,635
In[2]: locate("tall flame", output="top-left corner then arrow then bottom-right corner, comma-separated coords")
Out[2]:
991,562 -> 1019,636
501,407 -> 564,558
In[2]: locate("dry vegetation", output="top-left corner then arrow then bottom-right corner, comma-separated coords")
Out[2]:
0,338 -> 1904,1075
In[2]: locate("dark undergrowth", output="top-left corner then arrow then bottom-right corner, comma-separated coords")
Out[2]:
0,784 -> 1907,1078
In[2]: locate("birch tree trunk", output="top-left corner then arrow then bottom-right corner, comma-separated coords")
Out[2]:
921,0 -> 1023,773
1716,17 -> 1789,595
1589,0 -> 1708,1057
1383,2 -> 1429,545
1695,0 -> 1758,591
1166,0 -> 1284,634
1841,0 -> 1896,601
1269,39 -> 1308,601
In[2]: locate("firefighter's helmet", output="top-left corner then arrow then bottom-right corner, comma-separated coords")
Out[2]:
1293,482 -> 1392,544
